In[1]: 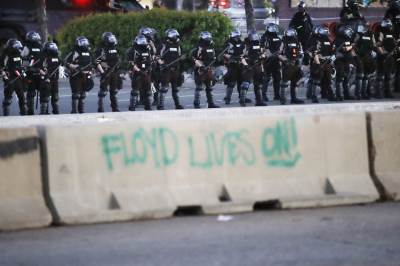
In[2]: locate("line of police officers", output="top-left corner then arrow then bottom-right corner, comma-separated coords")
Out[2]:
1,0 -> 399,116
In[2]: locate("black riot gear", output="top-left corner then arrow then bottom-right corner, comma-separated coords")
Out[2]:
43,42 -> 59,57
5,39 -> 23,54
230,30 -> 242,43
75,36 -> 90,52
165,29 -> 180,43
298,1 -> 306,12
266,23 -> 279,36
102,32 -> 118,47
25,31 -> 42,46
199,31 -> 213,46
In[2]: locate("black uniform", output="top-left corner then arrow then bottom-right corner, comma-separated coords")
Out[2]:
289,9 -> 313,65
0,39 -> 26,116
158,31 -> 184,110
339,0 -> 365,30
353,25 -> 377,99
376,21 -> 397,98
39,42 -> 61,114
384,3 -> 400,92
96,33 -> 122,112
127,35 -> 153,111
244,33 -> 266,106
261,25 -> 282,101
223,32 -> 251,105
22,32 -> 43,115
65,37 -> 94,113
309,28 -> 336,102
334,26 -> 355,100
280,30 -> 304,105
192,32 -> 219,109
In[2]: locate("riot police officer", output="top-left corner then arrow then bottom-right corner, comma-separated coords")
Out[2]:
127,35 -> 153,111
289,1 -> 314,65
158,29 -> 184,110
22,31 -> 42,115
192,31 -> 220,108
384,0 -> 400,92
0,39 -> 26,116
353,23 -> 377,99
65,36 -> 94,113
340,0 -> 365,28
280,28 -> 304,105
39,42 -> 61,114
261,23 -> 282,102
223,29 -> 251,105
334,25 -> 355,100
244,32 -> 266,106
308,25 -> 336,103
139,27 -> 160,106
96,32 -> 122,112
376,19 -> 397,98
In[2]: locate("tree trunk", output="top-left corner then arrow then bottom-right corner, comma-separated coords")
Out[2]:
36,0 -> 48,42
244,0 -> 255,33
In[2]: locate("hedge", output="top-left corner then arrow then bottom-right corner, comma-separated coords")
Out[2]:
56,9 -> 233,59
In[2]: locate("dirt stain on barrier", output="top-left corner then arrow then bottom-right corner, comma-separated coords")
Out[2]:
0,137 -> 39,160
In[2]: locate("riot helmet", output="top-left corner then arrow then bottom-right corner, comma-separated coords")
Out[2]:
298,1 -> 306,13
199,31 -> 213,46
139,27 -> 154,41
230,29 -> 241,43
380,19 -> 393,32
6,38 -> 23,54
134,35 -> 149,48
338,25 -> 355,40
266,23 -> 279,36
356,23 -> 368,35
165,29 -> 180,43
391,0 -> 400,11
284,28 -> 298,39
75,36 -> 90,52
317,25 -> 330,39
347,0 -> 360,10
43,42 -> 59,57
102,32 -> 118,47
25,31 -> 42,46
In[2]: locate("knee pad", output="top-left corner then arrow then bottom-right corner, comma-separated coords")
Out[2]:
281,81 -> 289,89
27,90 -> 36,98
195,86 -> 203,92
227,82 -> 235,88
41,97 -> 49,103
52,95 -> 59,102
80,92 -> 87,100
72,93 -> 80,100
3,97 -> 12,106
131,90 -> 139,97
241,82 -> 250,90
356,74 -> 364,80
98,89 -> 108,98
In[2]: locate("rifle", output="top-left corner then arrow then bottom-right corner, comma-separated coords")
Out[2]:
160,54 -> 186,71
70,62 -> 94,78
199,46 -> 230,71
100,61 -> 121,84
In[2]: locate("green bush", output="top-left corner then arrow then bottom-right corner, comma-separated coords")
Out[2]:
56,9 -> 233,59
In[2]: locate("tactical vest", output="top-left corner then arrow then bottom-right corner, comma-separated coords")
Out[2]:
267,36 -> 282,54
284,40 -> 300,60
198,45 -> 215,66
356,32 -> 374,56
247,41 -> 262,62
135,46 -> 152,70
162,42 -> 180,65
75,50 -> 92,68
44,56 -> 60,77
382,32 -> 396,52
27,44 -> 42,61
5,52 -> 23,72
318,38 -> 334,57
227,40 -> 245,59
102,47 -> 119,67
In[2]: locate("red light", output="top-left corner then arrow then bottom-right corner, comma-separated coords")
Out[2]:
72,0 -> 93,7
219,0 -> 230,8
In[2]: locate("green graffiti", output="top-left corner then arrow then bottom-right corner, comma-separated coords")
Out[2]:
261,118 -> 301,168
101,127 -> 179,171
188,130 -> 256,169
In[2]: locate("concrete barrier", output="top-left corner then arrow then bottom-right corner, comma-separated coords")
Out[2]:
368,111 -> 400,200
42,108 -> 379,225
0,127 -> 51,230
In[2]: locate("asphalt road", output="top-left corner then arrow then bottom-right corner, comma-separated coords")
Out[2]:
0,202 -> 399,266
1,72 -> 400,116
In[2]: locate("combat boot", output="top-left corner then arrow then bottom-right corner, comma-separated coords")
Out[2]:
152,91 -> 159,106
172,91 -> 184,109
27,97 -> 35,115
157,92 -> 165,110
129,94 -> 138,111
290,84 -> 304,104
239,89 -> 247,107
343,81 -> 354,100
52,100 -> 59,114
335,81 -> 344,101
78,98 -> 85,113
71,99 -> 78,114
97,97 -> 104,112
194,90 -> 201,109
40,102 -> 48,115
110,92 -> 120,112
280,82 -> 287,105
374,77 -> 384,99
206,90 -> 219,108
2,104 -> 10,116
310,81 -> 319,103
255,87 -> 266,106
355,78 -> 362,100
224,86 -> 234,105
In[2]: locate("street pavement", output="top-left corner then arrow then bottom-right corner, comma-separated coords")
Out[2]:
0,202 -> 399,266
1,72 -> 399,116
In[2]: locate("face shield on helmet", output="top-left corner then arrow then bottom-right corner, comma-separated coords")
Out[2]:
342,26 -> 354,40
44,42 -> 59,56
248,32 -> 261,42
266,23 -> 279,36
347,0 -> 360,10
298,1 -> 306,12
26,31 -> 42,45
139,27 -> 154,41
199,31 -> 213,45
356,24 -> 368,35
135,35 -> 148,47
317,26 -> 329,38
166,29 -> 180,43
381,19 -> 393,30
393,0 -> 400,11
285,28 -> 298,39
230,30 -> 241,42
75,36 -> 90,51
102,32 -> 118,47
6,39 -> 23,54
